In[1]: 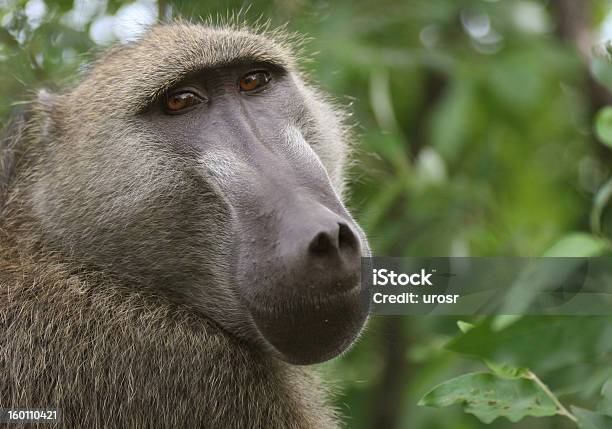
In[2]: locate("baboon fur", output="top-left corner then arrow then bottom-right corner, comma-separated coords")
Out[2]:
0,21 -> 359,428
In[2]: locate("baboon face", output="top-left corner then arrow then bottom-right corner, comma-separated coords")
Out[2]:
30,24 -> 369,364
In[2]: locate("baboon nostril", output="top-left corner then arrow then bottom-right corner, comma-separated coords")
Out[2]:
308,231 -> 337,256
308,222 -> 358,258
338,222 -> 358,251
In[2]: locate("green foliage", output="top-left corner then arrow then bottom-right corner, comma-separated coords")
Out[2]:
447,317 -> 612,374
595,107 -> 612,148
421,317 -> 612,427
542,233 -> 611,257
419,372 -> 557,424
572,407 -> 612,429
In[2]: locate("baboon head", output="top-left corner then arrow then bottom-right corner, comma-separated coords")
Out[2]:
24,23 -> 369,365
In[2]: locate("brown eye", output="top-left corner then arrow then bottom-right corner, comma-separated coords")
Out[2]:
164,91 -> 202,114
239,70 -> 271,93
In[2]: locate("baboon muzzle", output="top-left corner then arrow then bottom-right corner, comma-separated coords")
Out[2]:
248,201 -> 366,364
199,100 -> 369,363
228,142 -> 369,365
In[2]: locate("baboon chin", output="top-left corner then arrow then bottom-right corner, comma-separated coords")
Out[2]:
0,21 -> 369,427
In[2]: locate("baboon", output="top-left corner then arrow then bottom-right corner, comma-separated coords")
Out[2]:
0,21 -> 369,428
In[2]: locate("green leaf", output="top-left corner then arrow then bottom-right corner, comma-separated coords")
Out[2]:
0,26 -> 19,49
542,233 -> 610,257
597,377 -> 612,416
418,372 -> 557,424
572,406 -> 612,429
595,107 -> 612,148
591,178 -> 612,236
457,321 -> 530,379
497,234 -> 611,314
491,315 -> 522,331
428,75 -> 476,162
591,57 -> 612,93
43,0 -> 73,13
457,320 -> 475,333
447,317 -> 612,372
484,360 -> 529,380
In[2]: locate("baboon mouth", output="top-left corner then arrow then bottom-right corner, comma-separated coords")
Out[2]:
247,287 -> 368,365
245,280 -> 362,313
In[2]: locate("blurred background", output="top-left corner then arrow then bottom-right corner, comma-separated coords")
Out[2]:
2,0 -> 612,428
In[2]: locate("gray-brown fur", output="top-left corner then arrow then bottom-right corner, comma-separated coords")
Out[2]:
0,245 -> 339,428
0,20 -> 364,428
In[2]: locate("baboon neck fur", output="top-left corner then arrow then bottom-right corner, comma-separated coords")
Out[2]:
0,226 -> 339,428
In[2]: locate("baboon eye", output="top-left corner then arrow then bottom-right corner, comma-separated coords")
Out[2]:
239,70 -> 271,93
164,91 -> 203,114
